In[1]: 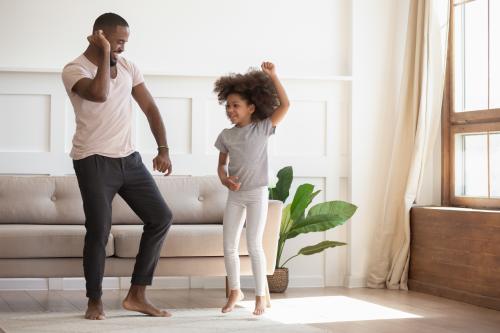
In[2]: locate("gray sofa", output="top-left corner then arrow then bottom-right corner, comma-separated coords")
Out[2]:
0,175 -> 282,287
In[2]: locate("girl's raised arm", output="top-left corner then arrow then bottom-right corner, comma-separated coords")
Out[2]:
261,62 -> 290,127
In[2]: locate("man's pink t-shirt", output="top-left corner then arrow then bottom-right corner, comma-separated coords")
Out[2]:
62,54 -> 144,160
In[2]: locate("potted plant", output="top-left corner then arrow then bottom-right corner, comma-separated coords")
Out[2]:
267,166 -> 357,292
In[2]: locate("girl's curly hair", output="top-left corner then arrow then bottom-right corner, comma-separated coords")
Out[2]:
213,69 -> 279,121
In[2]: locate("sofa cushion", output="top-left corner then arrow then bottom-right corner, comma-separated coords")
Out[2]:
0,225 -> 114,258
0,177 -> 55,224
111,176 -> 228,225
0,175 -> 227,225
112,224 -> 248,258
0,177 -> 85,224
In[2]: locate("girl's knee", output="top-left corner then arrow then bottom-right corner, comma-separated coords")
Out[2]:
223,244 -> 239,255
247,243 -> 265,257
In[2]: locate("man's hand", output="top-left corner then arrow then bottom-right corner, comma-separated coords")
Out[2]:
153,151 -> 172,176
222,176 -> 241,191
87,30 -> 111,53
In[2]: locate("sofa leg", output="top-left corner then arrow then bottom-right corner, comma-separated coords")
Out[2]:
225,276 -> 229,298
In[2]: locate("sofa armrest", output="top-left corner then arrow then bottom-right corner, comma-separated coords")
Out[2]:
263,199 -> 283,275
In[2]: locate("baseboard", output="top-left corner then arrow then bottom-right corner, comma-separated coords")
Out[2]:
288,275 -> 325,288
0,277 -> 120,291
142,277 -> 190,290
190,276 -> 225,289
58,277 -> 120,290
0,275 -> 326,290
325,274 -> 347,287
0,278 -> 48,290
343,275 -> 367,288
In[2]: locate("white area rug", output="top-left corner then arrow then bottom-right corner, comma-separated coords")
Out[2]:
0,308 -> 325,333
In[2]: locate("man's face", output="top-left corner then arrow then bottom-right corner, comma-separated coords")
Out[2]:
104,25 -> 130,66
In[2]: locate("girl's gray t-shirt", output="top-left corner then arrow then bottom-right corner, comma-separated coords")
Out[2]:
214,118 -> 275,191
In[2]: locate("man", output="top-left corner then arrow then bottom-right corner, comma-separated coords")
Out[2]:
62,13 -> 173,320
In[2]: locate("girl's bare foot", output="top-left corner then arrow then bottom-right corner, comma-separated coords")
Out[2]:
221,289 -> 244,313
85,298 -> 106,320
253,295 -> 266,315
122,285 -> 171,317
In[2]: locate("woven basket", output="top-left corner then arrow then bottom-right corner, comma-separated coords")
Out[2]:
267,267 -> 289,293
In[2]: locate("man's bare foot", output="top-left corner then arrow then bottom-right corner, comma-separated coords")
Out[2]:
85,298 -> 106,320
122,285 -> 171,317
221,289 -> 244,313
253,295 -> 266,316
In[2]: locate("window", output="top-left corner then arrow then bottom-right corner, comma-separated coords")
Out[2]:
442,0 -> 500,208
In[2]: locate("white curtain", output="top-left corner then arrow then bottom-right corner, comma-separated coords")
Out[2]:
367,0 -> 450,290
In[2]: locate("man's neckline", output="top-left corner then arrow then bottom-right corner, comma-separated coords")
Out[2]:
81,53 -> 118,79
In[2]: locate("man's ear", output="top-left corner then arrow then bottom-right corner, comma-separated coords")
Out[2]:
99,27 -> 112,38
249,104 -> 256,114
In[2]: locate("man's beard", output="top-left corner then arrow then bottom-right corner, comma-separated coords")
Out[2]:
110,56 -> 117,67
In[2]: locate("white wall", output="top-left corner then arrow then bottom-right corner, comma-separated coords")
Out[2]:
0,0 -> 353,290
0,0 -> 351,77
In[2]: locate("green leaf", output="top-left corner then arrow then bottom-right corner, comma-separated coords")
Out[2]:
298,240 -> 347,255
270,166 -> 293,202
280,240 -> 347,267
307,201 -> 357,220
292,190 -> 321,226
286,208 -> 355,240
290,184 -> 315,222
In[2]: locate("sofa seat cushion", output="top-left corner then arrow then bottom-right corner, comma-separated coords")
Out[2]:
0,225 -> 114,258
112,224 -> 249,258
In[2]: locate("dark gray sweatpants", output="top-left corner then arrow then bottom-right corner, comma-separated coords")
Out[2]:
73,152 -> 172,299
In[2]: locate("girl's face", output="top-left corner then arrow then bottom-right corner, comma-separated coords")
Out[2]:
225,93 -> 255,127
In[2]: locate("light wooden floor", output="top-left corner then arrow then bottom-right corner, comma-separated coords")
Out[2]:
0,287 -> 499,333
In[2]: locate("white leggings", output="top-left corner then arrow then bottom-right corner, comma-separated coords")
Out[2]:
223,186 -> 268,296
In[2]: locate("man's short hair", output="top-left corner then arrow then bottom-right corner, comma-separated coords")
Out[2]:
93,13 -> 129,32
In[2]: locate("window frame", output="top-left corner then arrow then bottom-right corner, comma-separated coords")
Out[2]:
442,0 -> 500,209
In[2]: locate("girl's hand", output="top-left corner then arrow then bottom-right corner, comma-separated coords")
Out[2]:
261,61 -> 277,77
223,175 -> 241,191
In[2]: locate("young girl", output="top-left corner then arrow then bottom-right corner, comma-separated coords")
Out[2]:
214,62 -> 290,316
